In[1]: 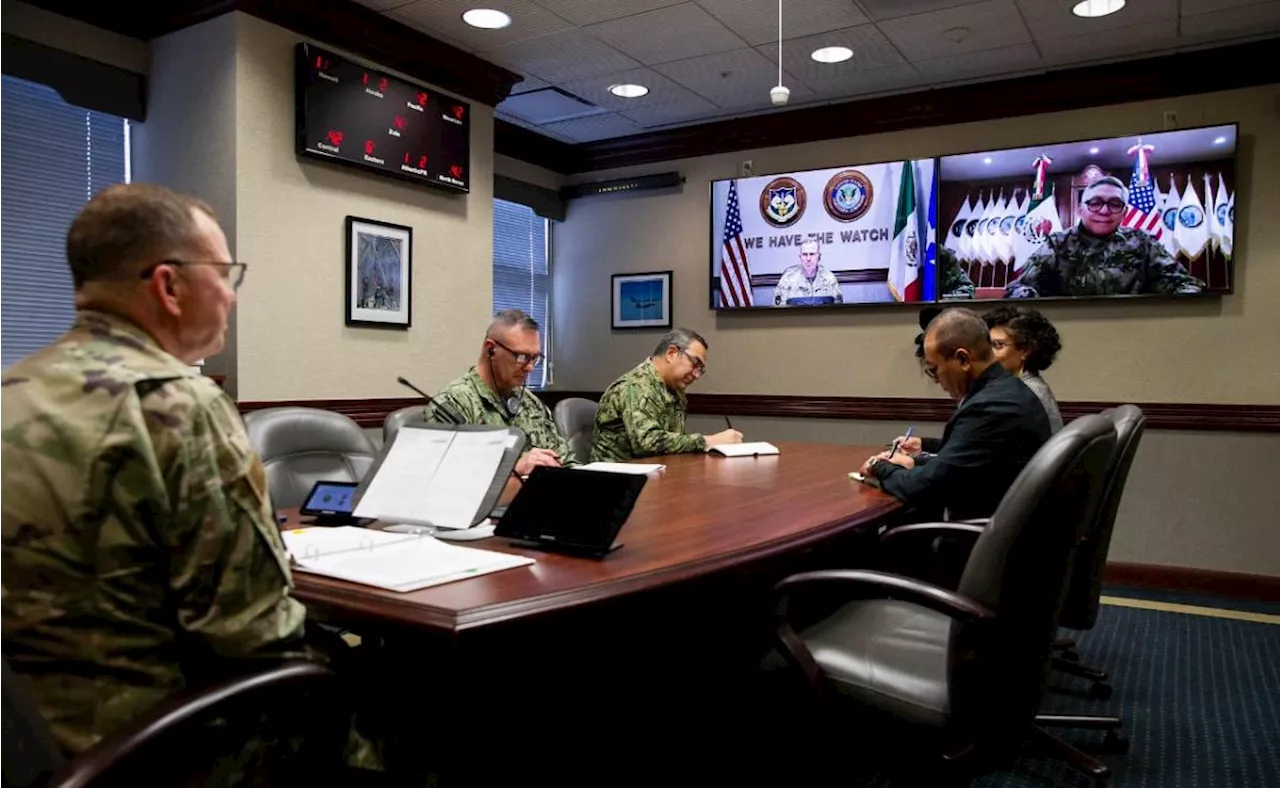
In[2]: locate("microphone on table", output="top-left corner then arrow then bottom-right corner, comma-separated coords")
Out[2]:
397,376 -> 467,426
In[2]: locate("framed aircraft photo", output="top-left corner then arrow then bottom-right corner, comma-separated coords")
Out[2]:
612,271 -> 673,330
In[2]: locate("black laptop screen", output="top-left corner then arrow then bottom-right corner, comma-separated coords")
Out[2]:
495,467 -> 647,549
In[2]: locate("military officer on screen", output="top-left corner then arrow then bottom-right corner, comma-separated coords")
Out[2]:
1006,176 -> 1204,298
773,239 -> 844,306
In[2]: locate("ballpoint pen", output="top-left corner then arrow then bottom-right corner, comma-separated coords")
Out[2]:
888,425 -> 914,459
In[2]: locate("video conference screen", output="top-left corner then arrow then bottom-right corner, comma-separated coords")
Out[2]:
710,160 -> 938,309
936,123 -> 1237,302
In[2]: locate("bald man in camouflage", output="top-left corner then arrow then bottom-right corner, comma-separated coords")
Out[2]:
1,185 -> 314,756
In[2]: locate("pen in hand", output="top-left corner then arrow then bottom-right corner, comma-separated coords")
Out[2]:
888,425 -> 914,459
725,416 -> 734,430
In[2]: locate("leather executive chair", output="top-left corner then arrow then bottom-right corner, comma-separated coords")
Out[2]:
244,407 -> 377,510
553,397 -> 598,465
382,405 -> 424,445
772,414 -> 1123,786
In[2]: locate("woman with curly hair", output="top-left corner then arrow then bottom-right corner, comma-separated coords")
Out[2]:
983,305 -> 1064,432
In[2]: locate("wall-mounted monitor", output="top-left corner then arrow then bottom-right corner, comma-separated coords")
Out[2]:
710,160 -> 938,309
295,42 -> 471,193
936,123 -> 1237,302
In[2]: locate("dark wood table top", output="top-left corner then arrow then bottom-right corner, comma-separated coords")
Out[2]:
281,441 -> 900,633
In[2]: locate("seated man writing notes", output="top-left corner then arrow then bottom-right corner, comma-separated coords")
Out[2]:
591,328 -> 742,462
426,308 -> 578,470
861,307 -> 1051,521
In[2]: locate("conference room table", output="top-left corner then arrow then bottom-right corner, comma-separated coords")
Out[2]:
280,441 -> 905,786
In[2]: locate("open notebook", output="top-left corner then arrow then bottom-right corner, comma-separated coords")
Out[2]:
707,442 -> 780,457
282,526 -> 534,593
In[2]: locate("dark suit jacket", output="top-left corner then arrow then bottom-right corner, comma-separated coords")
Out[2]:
871,364 -> 1051,520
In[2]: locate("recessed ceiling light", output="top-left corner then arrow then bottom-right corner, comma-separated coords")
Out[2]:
1090,147 -> 1099,154
1072,0 -> 1125,18
609,83 -> 649,98
811,46 -> 853,63
983,157 -> 992,164
462,9 -> 511,29
1214,136 -> 1227,144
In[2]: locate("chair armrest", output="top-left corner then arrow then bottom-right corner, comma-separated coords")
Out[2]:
772,570 -> 995,692
879,522 -> 986,549
951,517 -> 990,525
49,661 -> 336,788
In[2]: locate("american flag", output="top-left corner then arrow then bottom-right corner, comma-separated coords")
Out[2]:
1123,143 -> 1163,238
719,180 -> 753,307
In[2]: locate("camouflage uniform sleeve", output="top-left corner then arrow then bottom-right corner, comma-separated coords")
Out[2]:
1144,234 -> 1205,294
940,249 -> 975,298
621,382 -> 706,457
826,270 -> 844,303
154,384 -> 312,670
1005,244 -> 1053,298
772,275 -> 787,306
423,380 -> 482,424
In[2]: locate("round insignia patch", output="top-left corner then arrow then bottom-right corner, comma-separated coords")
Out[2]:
1000,216 -> 1016,235
966,219 -> 980,237
1015,215 -> 1028,234
1216,204 -> 1229,226
950,219 -> 966,239
1179,205 -> 1204,229
759,177 -> 807,227
1162,207 -> 1178,232
822,170 -> 874,222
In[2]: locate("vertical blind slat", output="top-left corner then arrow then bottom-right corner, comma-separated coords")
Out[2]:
492,198 -> 551,389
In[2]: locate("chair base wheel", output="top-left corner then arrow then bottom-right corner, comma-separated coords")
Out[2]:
1088,682 -> 1114,700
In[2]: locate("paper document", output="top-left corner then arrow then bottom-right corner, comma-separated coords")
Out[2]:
707,442 -> 780,457
575,462 -> 666,475
282,526 -> 534,593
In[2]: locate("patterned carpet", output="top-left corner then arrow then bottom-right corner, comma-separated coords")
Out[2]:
851,589 -> 1280,787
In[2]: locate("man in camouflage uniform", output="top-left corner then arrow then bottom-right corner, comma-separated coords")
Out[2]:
773,239 -> 844,306
1006,176 -> 1204,298
591,328 -> 742,462
937,245 -> 976,299
1,184 -> 314,755
426,308 -> 578,468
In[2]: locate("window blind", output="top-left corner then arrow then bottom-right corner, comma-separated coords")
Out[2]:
492,198 -> 551,389
2,75 -> 128,369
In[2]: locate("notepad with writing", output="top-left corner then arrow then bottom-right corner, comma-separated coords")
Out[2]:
707,441 -> 780,457
281,526 -> 534,593
574,462 -> 666,474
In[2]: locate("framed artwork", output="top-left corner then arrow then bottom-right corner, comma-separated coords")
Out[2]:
611,271 -> 673,330
345,216 -> 412,329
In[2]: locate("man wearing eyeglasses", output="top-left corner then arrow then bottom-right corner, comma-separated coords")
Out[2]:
1006,176 -> 1204,298
425,308 -> 577,472
1,184 -> 316,758
590,328 -> 742,463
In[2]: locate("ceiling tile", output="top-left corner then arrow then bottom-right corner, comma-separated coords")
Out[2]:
755,24 -> 906,89
388,0 -> 573,49
1018,0 -> 1177,41
878,0 -> 1033,61
540,112 -> 646,142
586,3 -> 747,65
912,42 -> 1043,80
1037,19 -> 1178,66
560,67 -> 709,111
620,95 -> 723,127
528,0 -> 685,26
858,0 -> 989,22
803,64 -> 927,100
477,29 -> 641,82
497,111 -> 581,142
511,75 -> 551,93
654,47 -> 813,109
697,0 -> 870,46
353,0 -> 418,10
1181,0 -> 1274,13
1180,0 -> 1280,39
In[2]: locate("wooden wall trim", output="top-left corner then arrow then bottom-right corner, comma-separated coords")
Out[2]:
1104,562 -> 1280,602
234,392 -> 1280,433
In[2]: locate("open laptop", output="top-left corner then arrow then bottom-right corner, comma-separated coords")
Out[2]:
494,466 -> 648,557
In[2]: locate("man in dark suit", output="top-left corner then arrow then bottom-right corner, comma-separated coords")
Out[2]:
861,307 -> 1051,520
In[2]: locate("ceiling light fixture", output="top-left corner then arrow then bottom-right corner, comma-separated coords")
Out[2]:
983,157 -> 993,164
812,46 -> 853,64
1071,0 -> 1125,18
1214,136 -> 1227,144
462,8 -> 512,29
609,83 -> 649,98
1090,147 -> 1099,154
771,0 -> 790,106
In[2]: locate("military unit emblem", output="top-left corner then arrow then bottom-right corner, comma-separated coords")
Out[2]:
760,177 -> 806,227
822,169 -> 874,222
1178,205 -> 1204,229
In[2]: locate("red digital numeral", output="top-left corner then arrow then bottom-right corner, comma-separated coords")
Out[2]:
393,116 -> 407,130
326,130 -> 343,146
416,92 -> 428,106
419,155 -> 428,168
450,164 -> 463,178
364,140 -> 375,155
379,77 -> 389,92
452,105 -> 465,120
362,72 -> 368,85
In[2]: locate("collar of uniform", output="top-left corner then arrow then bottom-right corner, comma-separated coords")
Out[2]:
465,367 -> 516,415
643,357 -> 681,403
74,310 -> 193,374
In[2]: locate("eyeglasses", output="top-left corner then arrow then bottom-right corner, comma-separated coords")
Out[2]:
679,349 -> 707,376
1083,198 -> 1126,214
490,337 -> 542,367
923,350 -> 966,381
140,260 -> 247,290
990,339 -> 1012,351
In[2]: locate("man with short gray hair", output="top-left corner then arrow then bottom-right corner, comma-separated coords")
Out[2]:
1006,175 -> 1203,298
590,328 -> 742,462
772,238 -> 843,306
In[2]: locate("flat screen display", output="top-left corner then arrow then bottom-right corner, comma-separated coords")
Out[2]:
710,159 -> 938,308
936,123 -> 1237,302
295,42 -> 470,193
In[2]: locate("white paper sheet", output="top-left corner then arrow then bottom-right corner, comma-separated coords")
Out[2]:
292,534 -> 534,593
707,442 -> 780,457
353,428 -> 454,521
574,462 -> 666,474
417,431 -> 512,528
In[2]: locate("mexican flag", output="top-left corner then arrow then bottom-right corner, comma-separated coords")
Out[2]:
887,162 -> 921,302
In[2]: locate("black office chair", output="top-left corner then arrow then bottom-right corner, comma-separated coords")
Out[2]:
382,405 -> 423,445
553,397 -> 598,464
2,659 -> 345,788
772,414 -> 1121,785
245,407 -> 377,509
1051,405 -> 1146,698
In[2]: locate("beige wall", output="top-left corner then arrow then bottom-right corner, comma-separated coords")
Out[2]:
2,0 -> 149,73
553,84 -> 1280,405
231,14 -> 495,400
